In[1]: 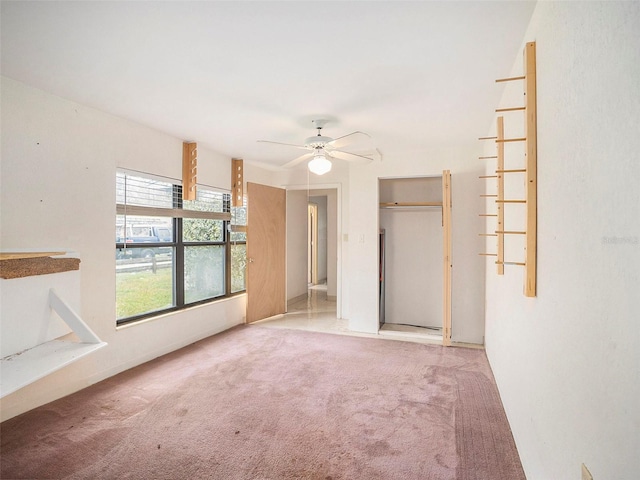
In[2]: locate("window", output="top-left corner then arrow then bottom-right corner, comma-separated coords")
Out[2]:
230,197 -> 247,293
116,171 -> 246,325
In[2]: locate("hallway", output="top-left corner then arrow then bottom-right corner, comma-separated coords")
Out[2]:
256,284 -> 349,335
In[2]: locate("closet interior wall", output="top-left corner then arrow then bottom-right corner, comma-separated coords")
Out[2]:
378,176 -> 443,330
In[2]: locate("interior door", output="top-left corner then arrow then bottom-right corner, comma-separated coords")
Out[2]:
246,182 -> 286,323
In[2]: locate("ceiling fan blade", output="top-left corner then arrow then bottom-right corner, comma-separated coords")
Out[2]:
325,131 -> 371,149
351,149 -> 382,162
327,150 -> 374,163
281,152 -> 314,169
257,140 -> 309,150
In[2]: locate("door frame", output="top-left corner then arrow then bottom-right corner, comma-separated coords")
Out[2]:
376,171 -> 452,346
442,170 -> 452,346
285,183 -> 342,319
308,202 -> 319,285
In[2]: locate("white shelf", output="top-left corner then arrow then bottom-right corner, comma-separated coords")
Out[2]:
1,339 -> 107,398
1,253 -> 107,398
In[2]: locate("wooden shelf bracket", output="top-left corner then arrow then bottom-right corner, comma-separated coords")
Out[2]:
182,142 -> 197,201
232,158 -> 244,207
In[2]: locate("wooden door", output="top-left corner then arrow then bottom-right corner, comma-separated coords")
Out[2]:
246,182 -> 286,323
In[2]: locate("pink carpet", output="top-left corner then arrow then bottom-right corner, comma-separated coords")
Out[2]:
1,325 -> 525,479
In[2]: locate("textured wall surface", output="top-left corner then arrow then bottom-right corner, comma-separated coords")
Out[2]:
484,2 -> 640,479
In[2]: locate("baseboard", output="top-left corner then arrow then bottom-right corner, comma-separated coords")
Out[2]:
287,293 -> 308,306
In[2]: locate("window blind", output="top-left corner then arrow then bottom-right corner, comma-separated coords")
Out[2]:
116,170 -> 231,221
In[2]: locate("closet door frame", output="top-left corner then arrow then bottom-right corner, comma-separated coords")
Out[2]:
442,170 -> 452,346
377,170 -> 453,346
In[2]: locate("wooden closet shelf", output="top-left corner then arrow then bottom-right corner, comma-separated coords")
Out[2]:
379,202 -> 443,207
495,106 -> 526,112
495,75 -> 525,83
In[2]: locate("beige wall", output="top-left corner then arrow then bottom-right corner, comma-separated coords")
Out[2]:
286,190 -> 309,302
0,77 -> 273,421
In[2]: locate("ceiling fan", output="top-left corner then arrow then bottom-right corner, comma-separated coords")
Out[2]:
258,119 -> 375,175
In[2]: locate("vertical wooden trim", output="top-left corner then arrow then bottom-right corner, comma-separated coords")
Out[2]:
182,142 -> 197,201
524,42 -> 537,297
496,116 -> 505,275
308,203 -> 319,285
225,227 -> 232,296
442,170 -> 452,346
231,158 -> 244,207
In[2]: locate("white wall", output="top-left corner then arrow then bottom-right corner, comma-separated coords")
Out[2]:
347,149 -> 485,342
325,190 -> 338,299
380,209 -> 443,328
484,3 -> 640,479
286,189 -> 308,302
0,77 -> 273,421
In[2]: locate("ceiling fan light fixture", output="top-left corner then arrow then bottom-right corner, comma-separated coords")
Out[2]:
308,154 -> 332,175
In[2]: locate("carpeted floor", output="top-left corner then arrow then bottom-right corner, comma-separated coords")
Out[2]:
1,325 -> 525,480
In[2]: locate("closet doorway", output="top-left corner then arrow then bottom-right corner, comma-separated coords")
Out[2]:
378,171 -> 451,346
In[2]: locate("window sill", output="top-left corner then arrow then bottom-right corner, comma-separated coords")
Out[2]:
115,293 -> 246,331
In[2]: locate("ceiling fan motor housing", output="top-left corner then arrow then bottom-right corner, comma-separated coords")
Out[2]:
304,135 -> 334,148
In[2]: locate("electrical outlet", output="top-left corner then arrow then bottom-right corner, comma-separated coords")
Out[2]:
581,463 -> 593,480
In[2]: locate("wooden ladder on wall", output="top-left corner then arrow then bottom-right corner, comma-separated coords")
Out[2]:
479,41 -> 537,297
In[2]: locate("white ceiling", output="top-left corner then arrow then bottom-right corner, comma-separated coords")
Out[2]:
1,1 -> 536,170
